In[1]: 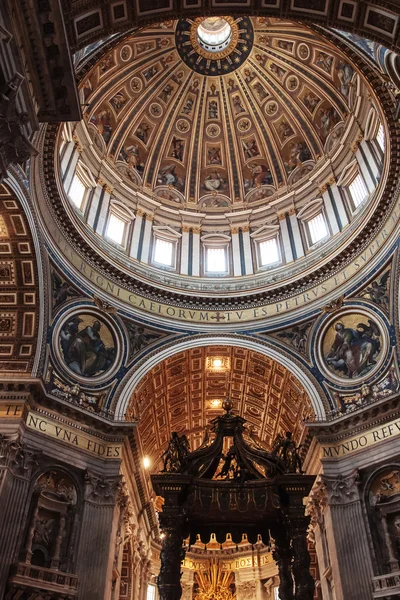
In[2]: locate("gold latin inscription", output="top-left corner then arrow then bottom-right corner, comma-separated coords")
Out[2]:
51,192 -> 400,324
25,410 -> 122,459
183,553 -> 273,571
0,402 -> 24,418
321,418 -> 400,459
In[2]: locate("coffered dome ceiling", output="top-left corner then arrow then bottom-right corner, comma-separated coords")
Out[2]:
82,17 -> 357,208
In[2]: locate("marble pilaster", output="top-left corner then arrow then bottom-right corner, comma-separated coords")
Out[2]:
321,188 -> 340,235
94,187 -> 111,235
231,228 -> 242,276
192,229 -> 200,276
355,148 -> 375,194
328,183 -> 349,229
76,472 -> 122,600
241,228 -> 253,274
322,471 -> 374,600
130,210 -> 144,259
0,436 -> 40,598
279,214 -> 294,263
140,215 -> 153,264
62,144 -> 79,192
288,212 -> 304,259
180,227 -> 190,275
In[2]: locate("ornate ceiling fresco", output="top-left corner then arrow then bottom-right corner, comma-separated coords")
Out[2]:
128,346 -> 313,468
82,17 -> 355,208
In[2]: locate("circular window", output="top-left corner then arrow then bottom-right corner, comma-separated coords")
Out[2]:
197,17 -> 232,52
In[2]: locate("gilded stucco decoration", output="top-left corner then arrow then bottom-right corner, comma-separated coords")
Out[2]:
82,18 -> 353,207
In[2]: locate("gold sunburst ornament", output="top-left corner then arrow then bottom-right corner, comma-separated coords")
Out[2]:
194,559 -> 236,600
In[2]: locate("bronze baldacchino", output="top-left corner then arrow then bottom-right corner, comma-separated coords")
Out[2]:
152,399 -> 316,600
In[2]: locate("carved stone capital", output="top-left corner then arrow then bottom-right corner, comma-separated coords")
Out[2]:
84,471 -> 122,505
306,478 -> 327,526
0,434 -> 40,479
323,470 -> 360,506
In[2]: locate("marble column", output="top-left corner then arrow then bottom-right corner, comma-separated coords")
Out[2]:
322,471 -> 374,600
236,580 -> 257,599
0,436 -> 40,598
181,570 -> 194,600
76,472 -> 122,600
306,481 -> 332,600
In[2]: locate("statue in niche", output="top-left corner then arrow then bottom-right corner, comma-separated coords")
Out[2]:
60,315 -> 116,377
272,431 -> 303,473
390,515 -> 400,560
161,432 -> 190,473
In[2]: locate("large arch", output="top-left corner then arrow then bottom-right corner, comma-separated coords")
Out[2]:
113,334 -> 327,420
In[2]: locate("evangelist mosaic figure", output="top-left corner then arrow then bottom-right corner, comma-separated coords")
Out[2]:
60,317 -> 116,377
326,318 -> 381,379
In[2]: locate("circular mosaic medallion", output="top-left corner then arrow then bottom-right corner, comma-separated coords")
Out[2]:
176,118 -> 190,133
53,309 -> 122,384
120,45 -> 133,62
265,101 -> 278,116
150,102 -> 163,118
130,77 -> 143,93
316,308 -> 389,385
176,16 -> 254,76
206,123 -> 221,137
298,43 -> 310,60
286,75 -> 299,91
237,118 -> 251,132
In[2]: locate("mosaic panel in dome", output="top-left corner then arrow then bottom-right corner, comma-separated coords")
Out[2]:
81,17 -> 357,208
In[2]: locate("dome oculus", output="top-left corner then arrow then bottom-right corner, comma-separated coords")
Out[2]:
176,16 -> 253,75
197,18 -> 232,52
